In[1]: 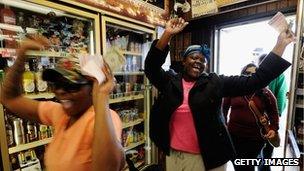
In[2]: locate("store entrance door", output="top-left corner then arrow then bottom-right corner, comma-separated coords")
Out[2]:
214,15 -> 295,171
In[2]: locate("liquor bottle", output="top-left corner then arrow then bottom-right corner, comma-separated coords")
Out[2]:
10,154 -> 20,171
27,121 -> 37,142
29,149 -> 37,161
18,152 -> 26,165
13,118 -> 25,145
35,63 -> 48,92
22,63 -> 35,94
39,125 -> 48,139
4,114 -> 14,147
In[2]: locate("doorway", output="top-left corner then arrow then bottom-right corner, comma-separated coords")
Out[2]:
214,15 -> 296,171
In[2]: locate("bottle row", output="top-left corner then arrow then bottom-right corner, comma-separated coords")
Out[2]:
110,82 -> 145,99
106,35 -> 143,53
0,5 -> 91,53
122,128 -> 145,148
125,147 -> 145,168
10,149 -> 42,171
117,108 -> 141,123
121,55 -> 142,72
5,111 -> 53,148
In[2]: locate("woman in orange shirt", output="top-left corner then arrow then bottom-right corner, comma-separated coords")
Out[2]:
1,36 -> 124,171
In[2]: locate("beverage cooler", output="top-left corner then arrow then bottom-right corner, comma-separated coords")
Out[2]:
0,0 -> 100,170
101,16 -> 156,169
284,0 -> 304,171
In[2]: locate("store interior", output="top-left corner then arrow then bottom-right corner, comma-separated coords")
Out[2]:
0,0 -> 303,171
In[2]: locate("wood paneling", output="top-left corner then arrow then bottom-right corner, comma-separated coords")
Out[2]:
169,0 -> 297,62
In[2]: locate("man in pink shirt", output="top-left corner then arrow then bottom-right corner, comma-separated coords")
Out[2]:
1,36 -> 124,171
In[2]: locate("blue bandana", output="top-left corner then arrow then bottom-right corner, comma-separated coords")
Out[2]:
183,44 -> 210,63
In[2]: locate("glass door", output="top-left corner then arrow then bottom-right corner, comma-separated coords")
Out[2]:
101,16 -> 155,169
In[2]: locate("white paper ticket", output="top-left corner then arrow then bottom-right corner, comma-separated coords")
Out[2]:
268,12 -> 289,33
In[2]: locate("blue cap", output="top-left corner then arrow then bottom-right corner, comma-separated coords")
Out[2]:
183,44 -> 210,63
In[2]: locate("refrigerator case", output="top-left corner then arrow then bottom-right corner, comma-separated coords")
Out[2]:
284,0 -> 304,171
101,16 -> 156,170
0,1 -> 100,170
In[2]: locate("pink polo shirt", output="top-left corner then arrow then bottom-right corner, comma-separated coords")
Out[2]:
169,79 -> 200,154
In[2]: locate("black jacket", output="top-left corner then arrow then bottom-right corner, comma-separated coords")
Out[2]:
144,40 -> 290,170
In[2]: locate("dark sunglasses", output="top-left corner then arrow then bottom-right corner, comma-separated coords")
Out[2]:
48,82 -> 86,93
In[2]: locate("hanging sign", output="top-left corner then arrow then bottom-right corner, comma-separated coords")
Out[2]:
215,0 -> 248,7
191,0 -> 218,18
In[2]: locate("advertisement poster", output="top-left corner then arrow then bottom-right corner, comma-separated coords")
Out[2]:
191,0 -> 218,18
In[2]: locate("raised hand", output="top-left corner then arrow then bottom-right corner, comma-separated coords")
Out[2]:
155,18 -> 189,50
19,35 -> 50,52
276,29 -> 296,47
165,18 -> 189,36
92,62 -> 115,96
272,29 -> 296,57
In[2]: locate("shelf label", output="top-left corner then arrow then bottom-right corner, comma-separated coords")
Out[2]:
0,48 -> 17,58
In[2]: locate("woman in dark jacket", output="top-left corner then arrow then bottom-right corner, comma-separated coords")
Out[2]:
222,63 -> 279,171
144,18 -> 293,171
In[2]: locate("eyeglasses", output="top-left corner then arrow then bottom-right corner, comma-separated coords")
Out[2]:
48,82 -> 85,93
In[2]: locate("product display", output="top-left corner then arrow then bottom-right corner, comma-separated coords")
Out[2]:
102,16 -> 155,168
5,111 -> 54,146
0,1 -> 99,170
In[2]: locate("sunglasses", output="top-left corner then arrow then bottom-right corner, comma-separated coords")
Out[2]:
48,82 -> 86,93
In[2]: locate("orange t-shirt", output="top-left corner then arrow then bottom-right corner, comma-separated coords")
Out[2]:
38,101 -> 122,171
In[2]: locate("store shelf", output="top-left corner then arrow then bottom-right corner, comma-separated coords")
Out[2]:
122,118 -> 144,129
0,23 -> 37,33
26,50 -> 71,57
25,93 -> 55,99
296,103 -> 303,108
110,94 -> 144,104
297,88 -> 304,95
114,71 -> 144,75
124,140 -> 145,151
123,160 -> 145,171
288,130 -> 301,158
0,48 -> 71,58
9,138 -> 52,154
121,50 -> 142,56
134,160 -> 145,168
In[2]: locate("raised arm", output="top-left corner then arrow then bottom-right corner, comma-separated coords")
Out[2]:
92,63 -> 124,171
155,18 -> 188,50
0,36 -> 49,123
144,18 -> 188,90
220,30 -> 294,97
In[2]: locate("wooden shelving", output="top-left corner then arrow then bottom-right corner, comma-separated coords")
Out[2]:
296,103 -> 303,108
8,138 -> 52,154
121,50 -> 142,56
122,118 -> 144,129
297,88 -> 304,95
25,93 -> 55,99
0,23 -> 37,34
24,92 -> 144,103
114,71 -> 144,76
124,140 -> 145,151
110,94 -> 144,104
0,48 -> 71,58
